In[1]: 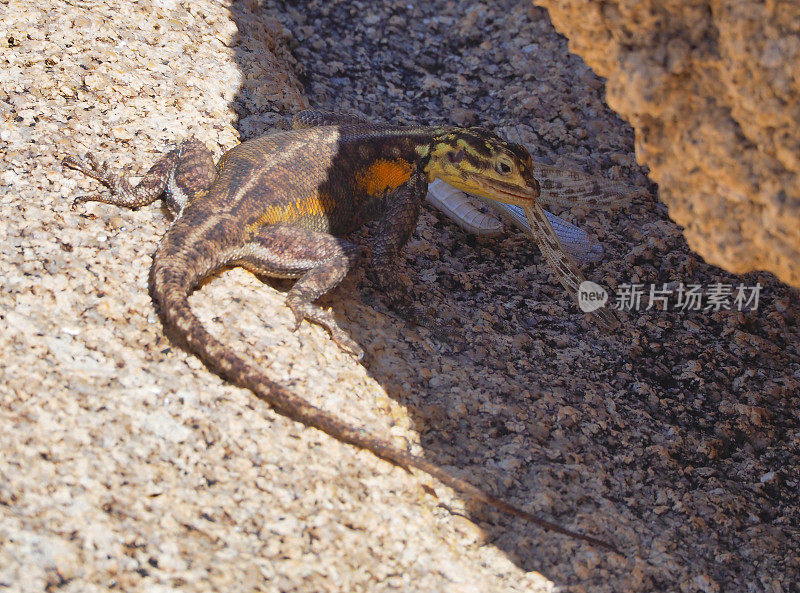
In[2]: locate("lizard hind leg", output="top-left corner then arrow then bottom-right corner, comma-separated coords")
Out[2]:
63,148 -> 180,210
62,137 -> 216,215
233,224 -> 368,359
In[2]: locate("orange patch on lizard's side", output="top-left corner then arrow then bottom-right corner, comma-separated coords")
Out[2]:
356,159 -> 414,196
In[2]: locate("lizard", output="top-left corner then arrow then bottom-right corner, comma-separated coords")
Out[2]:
293,110 -> 621,328
62,110 -> 619,553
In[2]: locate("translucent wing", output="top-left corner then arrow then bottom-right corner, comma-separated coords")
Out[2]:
531,162 -> 643,210
475,197 -> 604,263
428,180 -> 618,328
497,123 -> 645,210
520,203 -> 619,330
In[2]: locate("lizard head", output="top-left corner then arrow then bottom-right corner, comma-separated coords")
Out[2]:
423,127 -> 540,207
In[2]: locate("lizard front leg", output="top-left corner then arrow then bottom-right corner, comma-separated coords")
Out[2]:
232,224 -> 367,358
62,137 -> 216,215
367,168 -> 428,319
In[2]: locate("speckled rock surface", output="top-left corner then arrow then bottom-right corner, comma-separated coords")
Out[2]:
534,0 -> 800,287
2,0 -> 799,592
1,1 -> 547,592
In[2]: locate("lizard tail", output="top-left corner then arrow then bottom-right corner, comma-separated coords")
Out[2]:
149,248 -> 619,554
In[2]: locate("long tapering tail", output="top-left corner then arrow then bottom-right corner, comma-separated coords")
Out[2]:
149,249 -> 619,554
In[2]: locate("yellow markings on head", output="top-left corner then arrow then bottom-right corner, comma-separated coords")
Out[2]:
356,159 -> 414,196
426,128 -> 540,206
415,145 -> 430,158
427,138 -> 483,181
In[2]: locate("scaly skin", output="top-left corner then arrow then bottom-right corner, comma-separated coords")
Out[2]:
62,111 -> 618,553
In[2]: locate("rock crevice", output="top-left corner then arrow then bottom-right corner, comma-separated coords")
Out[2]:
536,0 -> 800,285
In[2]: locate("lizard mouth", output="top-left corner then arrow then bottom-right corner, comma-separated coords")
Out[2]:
472,176 -> 539,206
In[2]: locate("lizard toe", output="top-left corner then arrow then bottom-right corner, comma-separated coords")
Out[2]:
286,298 -> 364,358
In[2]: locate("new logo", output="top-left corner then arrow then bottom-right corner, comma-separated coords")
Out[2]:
578,281 -> 608,312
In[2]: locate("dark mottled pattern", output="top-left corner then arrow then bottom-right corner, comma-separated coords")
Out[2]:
62,114 -> 615,552
368,168 -> 428,312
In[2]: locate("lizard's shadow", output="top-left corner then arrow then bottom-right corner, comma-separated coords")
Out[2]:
329,219 -> 620,569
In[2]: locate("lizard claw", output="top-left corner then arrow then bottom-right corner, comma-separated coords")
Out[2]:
286,301 -> 305,333
62,153 -> 113,186
72,193 -> 101,209
286,298 -> 364,360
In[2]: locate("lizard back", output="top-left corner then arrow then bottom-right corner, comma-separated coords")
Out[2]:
185,125 -> 445,238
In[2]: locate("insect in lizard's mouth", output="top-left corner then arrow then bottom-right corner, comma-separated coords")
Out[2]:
472,176 -> 539,207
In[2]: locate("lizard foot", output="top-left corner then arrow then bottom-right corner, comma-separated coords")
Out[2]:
63,154 -> 108,208
62,152 -> 137,208
286,298 -> 364,360
362,271 -> 461,350
63,153 -> 113,191
62,149 -> 176,211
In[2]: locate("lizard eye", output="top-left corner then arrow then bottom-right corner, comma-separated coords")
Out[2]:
495,159 -> 513,175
